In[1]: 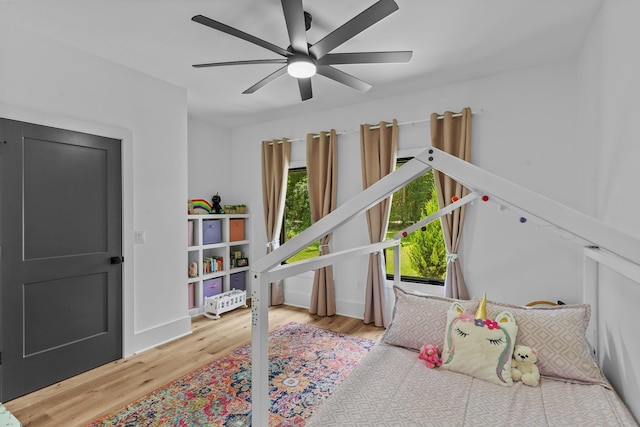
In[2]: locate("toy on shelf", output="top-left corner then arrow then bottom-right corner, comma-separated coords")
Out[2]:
189,199 -> 213,214
188,262 -> 198,278
211,192 -> 224,214
204,289 -> 247,319
224,204 -> 247,214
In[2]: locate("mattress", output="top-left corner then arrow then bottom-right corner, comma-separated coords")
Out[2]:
306,341 -> 639,427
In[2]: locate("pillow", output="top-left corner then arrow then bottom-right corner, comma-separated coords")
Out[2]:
441,301 -> 518,386
485,300 -> 607,386
383,286 -> 478,352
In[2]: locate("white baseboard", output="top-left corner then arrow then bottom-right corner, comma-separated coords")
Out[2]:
128,315 -> 192,356
283,289 -> 365,320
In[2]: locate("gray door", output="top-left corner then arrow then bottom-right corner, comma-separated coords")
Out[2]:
0,118 -> 122,401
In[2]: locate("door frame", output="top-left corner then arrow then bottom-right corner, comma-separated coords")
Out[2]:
0,103 -> 136,357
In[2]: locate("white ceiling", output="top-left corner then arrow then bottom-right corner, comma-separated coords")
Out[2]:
0,0 -> 602,127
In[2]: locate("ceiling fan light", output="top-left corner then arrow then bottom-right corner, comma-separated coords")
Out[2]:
287,57 -> 316,78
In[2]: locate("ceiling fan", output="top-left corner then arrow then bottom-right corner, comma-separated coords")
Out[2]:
191,0 -> 412,101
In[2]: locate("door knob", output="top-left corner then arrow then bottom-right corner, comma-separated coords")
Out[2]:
110,256 -> 124,264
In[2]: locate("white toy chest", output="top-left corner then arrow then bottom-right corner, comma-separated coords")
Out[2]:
203,289 -> 247,319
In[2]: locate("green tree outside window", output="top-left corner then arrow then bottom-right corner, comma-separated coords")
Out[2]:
283,169 -> 317,263
385,161 -> 447,282
283,161 -> 447,282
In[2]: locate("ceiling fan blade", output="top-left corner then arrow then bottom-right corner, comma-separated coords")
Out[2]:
192,15 -> 291,58
193,59 -> 287,68
317,65 -> 372,92
309,0 -> 399,59
317,51 -> 412,66
242,66 -> 289,94
281,0 -> 308,54
297,78 -> 313,101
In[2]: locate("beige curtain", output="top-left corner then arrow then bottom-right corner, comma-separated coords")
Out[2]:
431,108 -> 472,299
261,139 -> 291,305
307,130 -> 338,316
360,120 -> 398,327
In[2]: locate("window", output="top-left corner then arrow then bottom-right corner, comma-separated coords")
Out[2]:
385,158 -> 446,284
281,161 -> 447,281
281,167 -> 317,263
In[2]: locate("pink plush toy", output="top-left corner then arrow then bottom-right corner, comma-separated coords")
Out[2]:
419,344 -> 442,368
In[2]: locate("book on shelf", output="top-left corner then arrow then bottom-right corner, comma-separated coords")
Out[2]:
203,256 -> 224,274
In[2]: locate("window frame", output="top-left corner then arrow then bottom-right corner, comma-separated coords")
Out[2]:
384,157 -> 445,286
279,166 -> 317,264
281,162 -> 445,286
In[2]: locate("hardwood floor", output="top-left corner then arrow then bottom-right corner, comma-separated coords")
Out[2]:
4,305 -> 385,427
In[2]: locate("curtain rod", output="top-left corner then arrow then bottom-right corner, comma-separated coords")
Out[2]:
367,109 -> 482,130
288,130 -> 346,143
266,130 -> 346,145
265,109 -> 482,144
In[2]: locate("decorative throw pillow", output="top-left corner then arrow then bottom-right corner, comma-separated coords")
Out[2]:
441,298 -> 518,386
486,300 -> 607,386
384,286 -> 478,352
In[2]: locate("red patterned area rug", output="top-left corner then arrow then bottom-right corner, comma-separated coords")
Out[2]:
88,322 -> 375,426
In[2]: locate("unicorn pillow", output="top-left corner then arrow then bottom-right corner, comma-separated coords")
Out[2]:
441,295 -> 518,386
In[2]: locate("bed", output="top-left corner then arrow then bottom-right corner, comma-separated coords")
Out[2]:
307,287 -> 638,426
249,146 -> 640,426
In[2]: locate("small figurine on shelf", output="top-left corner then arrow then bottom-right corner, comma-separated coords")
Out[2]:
211,192 -> 225,214
189,262 -> 198,278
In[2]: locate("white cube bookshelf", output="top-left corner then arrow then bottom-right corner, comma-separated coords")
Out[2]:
186,214 -> 251,317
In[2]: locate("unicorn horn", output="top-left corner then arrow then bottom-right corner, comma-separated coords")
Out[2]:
475,293 -> 487,320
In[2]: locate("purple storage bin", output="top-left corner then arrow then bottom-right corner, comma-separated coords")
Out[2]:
203,277 -> 223,302
230,272 -> 246,291
203,219 -> 221,245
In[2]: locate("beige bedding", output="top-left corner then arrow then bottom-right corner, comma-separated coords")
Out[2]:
307,341 -> 638,427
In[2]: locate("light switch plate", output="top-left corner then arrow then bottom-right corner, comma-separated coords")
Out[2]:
135,230 -> 146,244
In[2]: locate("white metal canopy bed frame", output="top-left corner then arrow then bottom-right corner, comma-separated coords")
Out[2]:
249,146 -> 640,426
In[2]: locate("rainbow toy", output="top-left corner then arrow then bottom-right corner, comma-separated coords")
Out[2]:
189,199 -> 213,214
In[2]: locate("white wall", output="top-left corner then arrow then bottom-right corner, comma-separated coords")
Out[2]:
187,117 -> 233,202
0,22 -> 191,356
228,60 -> 588,318
578,0 -> 640,420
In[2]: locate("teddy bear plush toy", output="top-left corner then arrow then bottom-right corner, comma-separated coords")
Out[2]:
511,345 -> 540,387
419,344 -> 442,369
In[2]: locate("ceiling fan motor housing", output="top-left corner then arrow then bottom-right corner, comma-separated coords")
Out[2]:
304,11 -> 312,31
